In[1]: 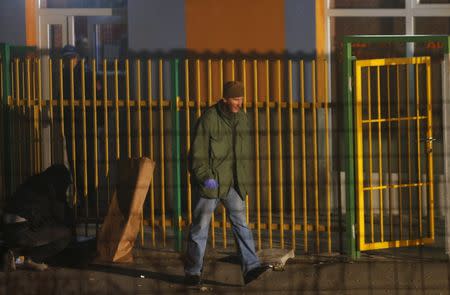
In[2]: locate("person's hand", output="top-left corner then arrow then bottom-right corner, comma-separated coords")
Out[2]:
203,178 -> 218,190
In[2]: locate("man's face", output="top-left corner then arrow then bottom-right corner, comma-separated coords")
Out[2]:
223,96 -> 243,113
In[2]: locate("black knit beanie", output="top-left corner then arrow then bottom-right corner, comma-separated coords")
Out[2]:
223,81 -> 244,98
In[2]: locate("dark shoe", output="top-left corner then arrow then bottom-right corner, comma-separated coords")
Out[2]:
243,265 -> 272,285
184,274 -> 202,286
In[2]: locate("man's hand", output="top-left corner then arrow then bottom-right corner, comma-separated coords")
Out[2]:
203,178 -> 218,190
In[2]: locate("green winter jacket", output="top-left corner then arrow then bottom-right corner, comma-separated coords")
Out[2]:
189,101 -> 251,200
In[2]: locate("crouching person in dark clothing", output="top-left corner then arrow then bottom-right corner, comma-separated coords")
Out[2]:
3,164 -> 75,271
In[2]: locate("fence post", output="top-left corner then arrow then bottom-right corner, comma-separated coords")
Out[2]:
0,43 -> 12,200
343,40 -> 359,259
171,58 -> 182,251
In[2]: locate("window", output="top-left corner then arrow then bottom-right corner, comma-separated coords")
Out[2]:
330,0 -> 405,9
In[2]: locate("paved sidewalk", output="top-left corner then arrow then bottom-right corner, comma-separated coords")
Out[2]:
1,247 -> 450,295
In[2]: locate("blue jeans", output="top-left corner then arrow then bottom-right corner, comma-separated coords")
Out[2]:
184,187 -> 261,276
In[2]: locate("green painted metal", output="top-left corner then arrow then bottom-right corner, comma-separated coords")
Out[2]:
171,59 -> 182,251
343,42 -> 359,260
0,43 -> 12,200
343,34 -> 450,260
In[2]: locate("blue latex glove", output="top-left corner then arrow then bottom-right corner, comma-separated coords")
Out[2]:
203,178 -> 218,190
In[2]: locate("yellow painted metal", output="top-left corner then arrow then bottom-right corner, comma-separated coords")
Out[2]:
300,60 -> 308,253
125,59 -> 131,159
92,60 -> 99,224
376,66 -> 384,242
185,59 -> 192,226
355,62 -> 365,252
70,59 -> 78,205
137,60 -> 143,158
426,58 -> 435,240
196,59 -> 201,118
159,59 -> 166,247
231,59 -> 235,81
324,60 -> 331,254
367,67 -> 374,244
26,59 -> 32,175
253,59 -> 261,250
386,65 -> 393,241
265,59 -> 272,248
58,59 -> 65,167
136,59 -> 144,246
81,60 -> 88,203
288,60 -> 295,250
102,59 -> 110,204
114,59 -> 120,160
312,60 -> 319,253
207,59 -> 215,248
220,58 -> 227,248
396,65 -> 403,239
242,59 -> 249,227
276,60 -> 284,249
48,59 -> 54,164
415,63 -> 423,238
406,65 -> 413,240
36,59 -> 42,173
355,56 -> 434,251
147,59 -> 156,246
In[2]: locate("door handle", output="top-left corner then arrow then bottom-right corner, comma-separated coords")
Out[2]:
420,137 -> 436,143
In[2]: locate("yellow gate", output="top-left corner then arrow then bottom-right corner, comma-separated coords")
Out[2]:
355,57 -> 435,251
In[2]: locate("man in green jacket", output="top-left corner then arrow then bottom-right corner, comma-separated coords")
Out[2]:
184,81 -> 271,286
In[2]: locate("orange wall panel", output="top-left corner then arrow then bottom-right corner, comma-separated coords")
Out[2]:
186,0 -> 285,54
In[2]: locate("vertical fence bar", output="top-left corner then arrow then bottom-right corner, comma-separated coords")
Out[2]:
125,59 -> 131,159
265,59 -> 272,248
136,59 -> 144,246
37,58 -> 42,173
242,59 -> 250,226
253,60 -> 261,250
81,60 -> 88,219
172,59 -> 182,251
196,59 -> 201,118
324,60 -> 331,254
396,65 -> 403,240
312,60 -> 320,253
207,59 -> 215,248
276,59 -> 284,249
288,60 -> 295,250
343,41 -> 358,258
387,65 -> 393,241
114,59 -> 120,160
185,59 -> 192,226
0,44 -> 11,199
92,60 -> 99,230
103,59 -> 110,204
376,66 -> 384,242
58,59 -> 66,191
15,59 -> 21,190
147,59 -> 156,246
159,59 -> 166,246
415,63 -> 423,238
48,59 -> 54,164
26,59 -> 33,175
231,59 -> 235,80
367,68 -> 374,243
300,60 -> 308,253
355,63 -> 366,252
425,58 -> 434,240
70,59 -> 78,212
406,65 -> 413,240
220,59 -> 227,248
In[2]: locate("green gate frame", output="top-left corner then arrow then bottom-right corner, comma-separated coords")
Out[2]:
343,35 -> 450,259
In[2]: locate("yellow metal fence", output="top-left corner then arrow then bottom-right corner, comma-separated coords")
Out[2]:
355,57 -> 435,251
1,56 -> 336,254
